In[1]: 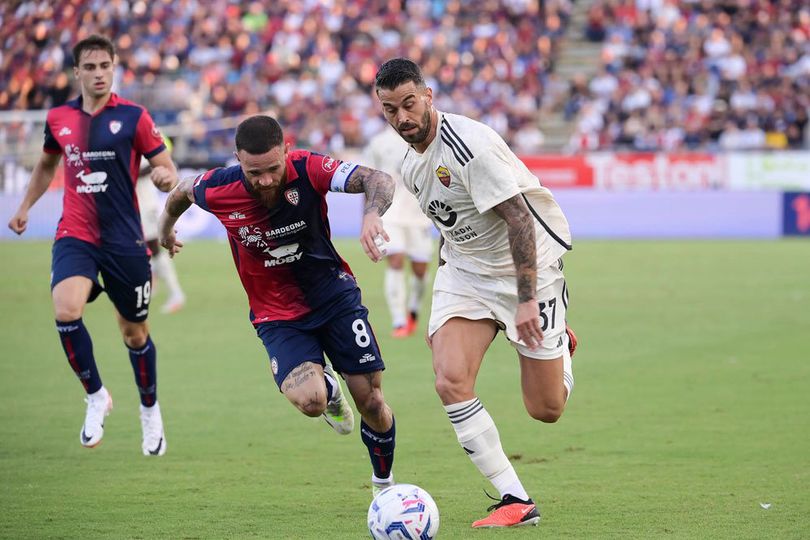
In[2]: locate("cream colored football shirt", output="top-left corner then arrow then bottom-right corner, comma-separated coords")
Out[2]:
400,111 -> 571,276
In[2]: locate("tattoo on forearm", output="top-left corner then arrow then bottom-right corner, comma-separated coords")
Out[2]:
166,183 -> 193,217
346,167 -> 394,216
494,196 -> 537,303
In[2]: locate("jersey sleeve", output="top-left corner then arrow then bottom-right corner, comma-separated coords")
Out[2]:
464,148 -> 522,213
43,114 -> 61,154
191,169 -> 219,213
305,152 -> 359,195
133,109 -> 167,159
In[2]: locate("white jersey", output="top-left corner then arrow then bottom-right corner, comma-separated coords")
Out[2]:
401,111 -> 571,276
136,175 -> 160,241
362,128 -> 432,228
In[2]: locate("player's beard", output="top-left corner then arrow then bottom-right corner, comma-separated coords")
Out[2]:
247,183 -> 283,207
398,108 -> 432,145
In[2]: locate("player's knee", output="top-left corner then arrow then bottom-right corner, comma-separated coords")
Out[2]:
54,305 -> 83,322
121,325 -> 149,349
354,388 -> 386,418
295,395 -> 327,418
434,374 -> 473,404
526,402 -> 564,423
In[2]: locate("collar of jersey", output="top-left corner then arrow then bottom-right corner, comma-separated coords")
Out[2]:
69,93 -> 121,113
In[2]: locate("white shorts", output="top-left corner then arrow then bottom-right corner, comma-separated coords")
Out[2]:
136,178 -> 160,241
429,260 -> 569,360
383,222 -> 433,263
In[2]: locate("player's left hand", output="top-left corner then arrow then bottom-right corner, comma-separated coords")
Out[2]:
360,213 -> 389,263
160,228 -> 184,258
150,166 -> 178,192
516,300 -> 543,350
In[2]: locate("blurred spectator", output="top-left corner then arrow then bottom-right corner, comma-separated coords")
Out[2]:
568,0 -> 810,151
0,0 -> 575,160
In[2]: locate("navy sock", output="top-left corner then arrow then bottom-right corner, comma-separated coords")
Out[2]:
361,417 -> 396,480
128,335 -> 157,407
56,318 -> 101,394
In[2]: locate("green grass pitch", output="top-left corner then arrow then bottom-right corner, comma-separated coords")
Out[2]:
1,239 -> 808,539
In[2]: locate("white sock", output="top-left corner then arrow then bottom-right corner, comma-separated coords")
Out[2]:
408,272 -> 428,316
563,338 -> 574,402
153,250 -> 184,300
384,268 -> 407,328
372,472 -> 394,484
445,398 -> 529,501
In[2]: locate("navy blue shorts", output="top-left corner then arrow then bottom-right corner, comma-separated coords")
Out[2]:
256,288 -> 386,388
51,237 -> 152,322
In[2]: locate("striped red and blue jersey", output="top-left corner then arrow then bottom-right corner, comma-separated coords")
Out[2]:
44,93 -> 166,255
192,149 -> 362,323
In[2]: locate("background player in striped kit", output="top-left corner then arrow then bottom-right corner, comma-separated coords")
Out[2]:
361,127 -> 433,338
375,58 -> 579,528
7,35 -> 177,456
159,115 -> 399,496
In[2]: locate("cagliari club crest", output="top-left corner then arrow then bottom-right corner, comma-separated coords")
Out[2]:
284,188 -> 300,206
436,165 -> 451,187
109,120 -> 122,134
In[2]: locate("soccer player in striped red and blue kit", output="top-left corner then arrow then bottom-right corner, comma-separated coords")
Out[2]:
159,115 -> 398,496
8,35 -> 178,456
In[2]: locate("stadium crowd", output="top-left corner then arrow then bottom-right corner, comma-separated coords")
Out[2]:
0,0 -> 571,160
2,0 -> 808,156
572,0 -> 810,151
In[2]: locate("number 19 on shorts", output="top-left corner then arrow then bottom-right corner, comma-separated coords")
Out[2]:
135,280 -> 151,308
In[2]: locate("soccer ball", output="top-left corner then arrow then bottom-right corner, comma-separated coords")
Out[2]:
367,484 -> 440,539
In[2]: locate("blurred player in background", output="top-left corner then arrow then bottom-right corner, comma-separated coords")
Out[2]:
136,136 -> 186,314
375,58 -> 578,528
7,35 -> 176,456
159,115 -> 399,496
362,127 -> 433,338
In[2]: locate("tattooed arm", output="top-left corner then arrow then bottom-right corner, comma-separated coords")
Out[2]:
493,194 -> 543,349
345,166 -> 395,262
344,165 -> 395,217
158,175 -> 196,258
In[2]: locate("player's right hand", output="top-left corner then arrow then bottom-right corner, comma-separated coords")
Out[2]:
360,213 -> 389,263
515,299 -> 543,350
150,166 -> 178,192
160,229 -> 184,258
7,208 -> 28,235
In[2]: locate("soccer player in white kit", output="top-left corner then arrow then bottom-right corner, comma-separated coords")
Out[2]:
374,58 -> 578,528
362,127 -> 433,337
137,158 -> 186,314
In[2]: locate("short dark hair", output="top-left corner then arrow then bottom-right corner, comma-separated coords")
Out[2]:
72,35 -> 115,66
235,115 -> 284,154
374,58 -> 426,91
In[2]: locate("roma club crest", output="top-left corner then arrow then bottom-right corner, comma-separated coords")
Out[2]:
436,165 -> 451,187
284,188 -> 300,206
109,120 -> 122,134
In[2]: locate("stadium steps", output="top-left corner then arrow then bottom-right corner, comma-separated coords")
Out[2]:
540,0 -> 603,151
